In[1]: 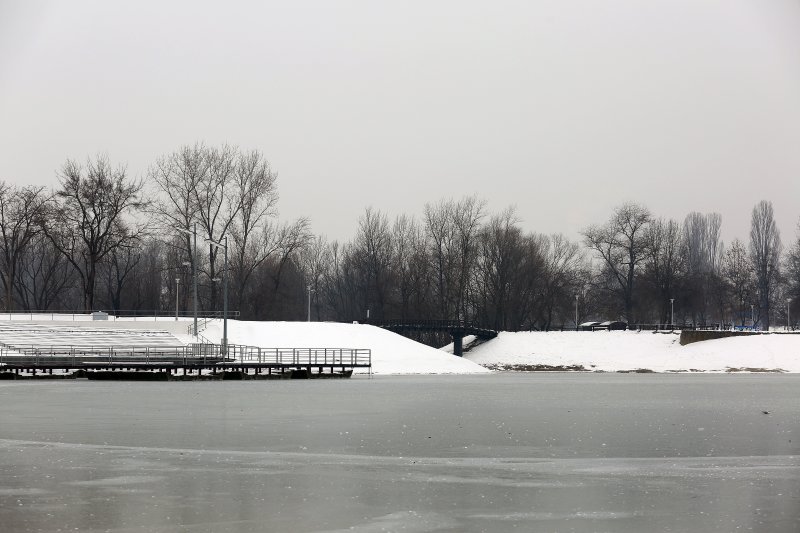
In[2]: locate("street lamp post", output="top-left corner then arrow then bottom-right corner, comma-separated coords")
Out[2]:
177,223 -> 199,337
751,304 -> 755,328
207,236 -> 228,354
181,261 -> 192,329
574,294 -> 579,330
788,299 -> 791,332
670,298 -> 674,330
175,278 -> 180,321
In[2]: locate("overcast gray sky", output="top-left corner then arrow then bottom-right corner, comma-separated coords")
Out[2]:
1,0 -> 799,245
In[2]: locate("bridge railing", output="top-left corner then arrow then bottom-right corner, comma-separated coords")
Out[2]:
361,318 -> 494,331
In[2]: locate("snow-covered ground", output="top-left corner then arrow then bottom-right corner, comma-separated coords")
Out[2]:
463,330 -> 800,373
8,314 -> 798,374
200,320 -> 491,375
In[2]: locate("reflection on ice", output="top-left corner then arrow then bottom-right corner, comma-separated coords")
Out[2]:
467,510 -> 641,521
321,511 -> 459,533
65,475 -> 165,486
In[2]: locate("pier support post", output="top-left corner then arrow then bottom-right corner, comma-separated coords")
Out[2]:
452,334 -> 464,357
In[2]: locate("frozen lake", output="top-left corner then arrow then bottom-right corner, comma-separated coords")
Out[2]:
0,374 -> 798,532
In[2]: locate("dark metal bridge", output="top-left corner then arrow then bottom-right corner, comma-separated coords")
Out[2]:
363,319 -> 498,356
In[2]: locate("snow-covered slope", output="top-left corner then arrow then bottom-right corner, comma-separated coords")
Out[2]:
463,330 -> 800,372
200,320 -> 491,375
24,315 -> 796,374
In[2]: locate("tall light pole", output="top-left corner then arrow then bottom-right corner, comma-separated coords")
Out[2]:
575,294 -> 579,330
207,236 -> 228,354
670,298 -> 674,329
177,223 -> 198,337
181,261 -> 192,329
751,304 -> 755,328
788,298 -> 791,332
307,285 -> 314,322
175,278 -> 180,321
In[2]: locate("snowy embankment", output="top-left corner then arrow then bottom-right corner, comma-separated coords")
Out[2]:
462,330 -> 800,373
30,314 -> 796,374
200,320 -> 490,375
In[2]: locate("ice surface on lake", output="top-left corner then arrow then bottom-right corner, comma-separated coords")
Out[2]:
1,374 -> 798,532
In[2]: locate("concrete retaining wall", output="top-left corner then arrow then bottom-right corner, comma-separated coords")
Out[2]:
679,330 -> 763,346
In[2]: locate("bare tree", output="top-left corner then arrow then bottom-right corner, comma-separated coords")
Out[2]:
539,234 -> 584,329
45,156 -> 147,311
0,183 -> 48,310
299,235 -> 332,320
227,150 -> 287,311
683,212 -> 724,323
351,207 -> 393,319
150,144 -> 295,315
391,215 -> 429,320
684,213 -> 723,273
16,233 -> 74,310
148,144 -> 209,298
100,244 -> 142,311
474,207 -> 526,330
261,219 -> 311,317
323,240 -> 359,320
784,222 -> 800,329
583,203 -> 652,322
452,196 -> 486,320
749,200 -> 781,329
722,239 -> 754,326
191,145 -> 239,309
424,196 -> 485,320
642,218 -> 684,324
149,144 -> 208,233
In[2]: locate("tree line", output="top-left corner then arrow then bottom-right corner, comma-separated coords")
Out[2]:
2,144 -> 798,332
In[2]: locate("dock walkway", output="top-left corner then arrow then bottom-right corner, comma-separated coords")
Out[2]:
0,344 -> 371,379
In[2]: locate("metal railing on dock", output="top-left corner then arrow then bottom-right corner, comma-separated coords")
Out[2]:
222,345 -> 372,367
0,309 -> 240,322
0,343 -> 371,370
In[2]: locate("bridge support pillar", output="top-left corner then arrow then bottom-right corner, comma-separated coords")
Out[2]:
453,334 -> 464,357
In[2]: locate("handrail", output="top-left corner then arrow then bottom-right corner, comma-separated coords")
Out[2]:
0,310 -> 240,320
362,318 -> 496,331
189,316 -> 215,336
0,343 -> 372,367
623,323 -> 752,332
362,319 -> 498,339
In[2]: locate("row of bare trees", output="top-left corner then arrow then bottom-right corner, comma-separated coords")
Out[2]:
0,145 -> 798,331
301,198 -> 794,331
0,146 -> 310,316
582,200 -> 789,330
303,198 -> 586,331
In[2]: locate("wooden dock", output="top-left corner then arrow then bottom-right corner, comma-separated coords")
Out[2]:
0,344 -> 372,380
